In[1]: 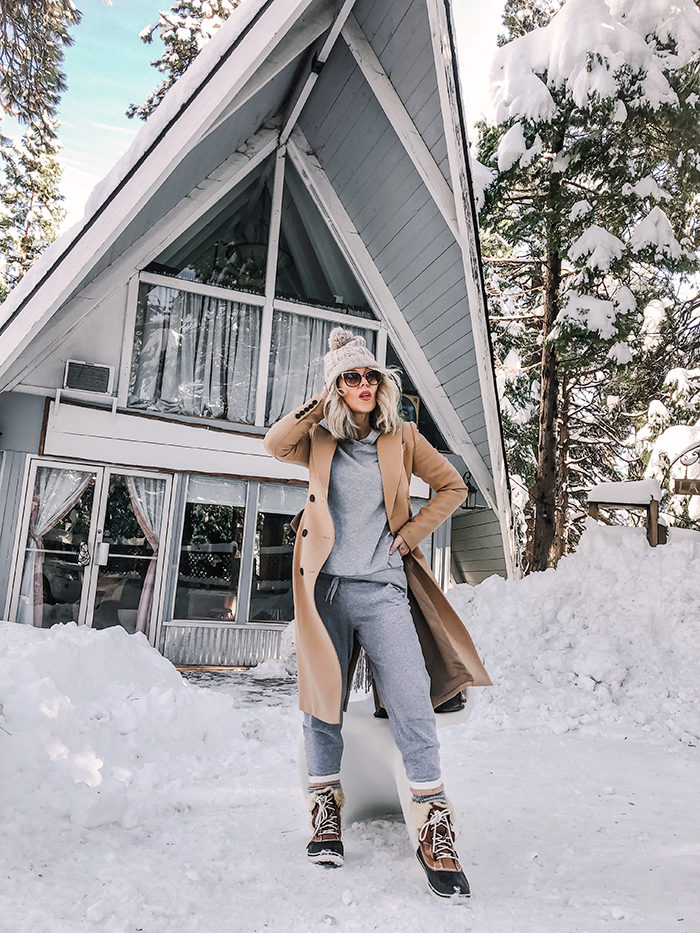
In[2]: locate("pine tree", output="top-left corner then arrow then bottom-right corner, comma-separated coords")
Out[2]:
0,0 -> 79,300
477,0 -> 700,570
127,0 -> 240,121
0,0 -> 81,143
0,128 -> 65,301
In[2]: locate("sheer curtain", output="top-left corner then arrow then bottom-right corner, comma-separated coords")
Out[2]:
17,467 -> 93,627
125,476 -> 166,638
265,312 -> 376,424
129,284 -> 260,423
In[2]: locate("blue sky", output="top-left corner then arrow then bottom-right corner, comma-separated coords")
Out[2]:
4,0 -> 505,229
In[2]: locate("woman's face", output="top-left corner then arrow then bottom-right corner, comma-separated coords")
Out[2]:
338,367 -> 379,414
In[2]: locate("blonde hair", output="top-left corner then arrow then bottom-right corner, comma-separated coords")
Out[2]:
324,367 -> 403,440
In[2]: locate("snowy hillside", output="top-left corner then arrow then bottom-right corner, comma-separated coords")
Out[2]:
0,520 -> 698,932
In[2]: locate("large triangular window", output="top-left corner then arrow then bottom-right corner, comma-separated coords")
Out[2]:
147,155 -> 275,298
275,162 -> 372,317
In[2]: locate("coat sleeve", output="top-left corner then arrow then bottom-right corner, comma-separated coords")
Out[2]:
396,422 -> 468,552
262,395 -> 326,467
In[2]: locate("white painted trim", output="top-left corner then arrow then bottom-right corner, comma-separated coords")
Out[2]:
151,472 -> 181,650
139,272 -> 267,307
3,453 -> 32,622
376,326 -> 388,368
280,0 -> 359,145
341,14 -> 458,240
236,481 -> 260,623
425,0 -> 517,576
287,127 -> 497,509
273,297 -> 380,329
43,401 -> 311,482
118,274 -> 140,407
255,146 -> 287,426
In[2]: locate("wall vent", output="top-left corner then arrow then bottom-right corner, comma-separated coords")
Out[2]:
63,360 -> 114,395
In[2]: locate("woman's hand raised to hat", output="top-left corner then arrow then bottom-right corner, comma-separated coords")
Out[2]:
320,383 -> 329,400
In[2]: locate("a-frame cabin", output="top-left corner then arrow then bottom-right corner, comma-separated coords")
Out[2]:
0,0 -> 518,666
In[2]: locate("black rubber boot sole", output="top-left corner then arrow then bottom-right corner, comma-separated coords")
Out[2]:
307,840 -> 344,867
416,848 -> 471,902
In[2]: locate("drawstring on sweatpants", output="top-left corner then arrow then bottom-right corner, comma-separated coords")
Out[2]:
325,576 -> 340,604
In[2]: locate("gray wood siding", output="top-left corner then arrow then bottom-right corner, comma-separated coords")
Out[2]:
300,40 -> 491,469
353,0 -> 450,182
451,507 -> 507,585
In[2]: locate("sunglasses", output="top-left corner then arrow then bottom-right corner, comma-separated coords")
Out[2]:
340,369 -> 382,387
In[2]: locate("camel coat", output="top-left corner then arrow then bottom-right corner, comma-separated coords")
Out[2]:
263,395 -> 492,724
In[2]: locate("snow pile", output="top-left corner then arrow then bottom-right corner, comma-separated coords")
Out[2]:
449,519 -> 700,746
0,623 -> 258,830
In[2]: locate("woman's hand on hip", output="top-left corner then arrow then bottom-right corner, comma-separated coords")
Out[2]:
390,534 -> 410,557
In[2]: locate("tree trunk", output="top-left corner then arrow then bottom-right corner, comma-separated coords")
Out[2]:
529,247 -> 561,571
551,376 -> 571,565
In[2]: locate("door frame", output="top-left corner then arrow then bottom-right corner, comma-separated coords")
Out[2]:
8,456 -> 175,644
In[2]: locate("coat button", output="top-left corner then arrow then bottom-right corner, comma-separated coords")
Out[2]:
309,494 -> 315,502
301,529 -> 308,537
299,567 -> 304,575
295,413 -> 301,419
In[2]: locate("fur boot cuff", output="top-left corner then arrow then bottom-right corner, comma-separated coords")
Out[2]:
307,785 -> 345,812
410,796 -> 457,835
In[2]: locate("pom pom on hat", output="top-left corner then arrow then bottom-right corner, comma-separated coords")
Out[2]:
328,327 -> 357,351
324,326 -> 378,386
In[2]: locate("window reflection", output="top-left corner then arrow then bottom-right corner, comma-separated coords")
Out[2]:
174,478 -> 246,621
250,483 -> 306,623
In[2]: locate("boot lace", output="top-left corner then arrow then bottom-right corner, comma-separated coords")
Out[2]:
419,805 -> 458,862
313,792 -> 340,838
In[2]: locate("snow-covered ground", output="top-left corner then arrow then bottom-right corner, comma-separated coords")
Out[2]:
1,519 -> 698,932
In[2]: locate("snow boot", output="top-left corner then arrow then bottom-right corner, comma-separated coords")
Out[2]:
411,798 -> 471,902
307,785 -> 345,867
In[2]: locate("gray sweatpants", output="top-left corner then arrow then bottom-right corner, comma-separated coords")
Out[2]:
303,574 -> 441,785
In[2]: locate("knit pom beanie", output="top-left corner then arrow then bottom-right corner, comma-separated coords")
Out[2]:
324,327 -> 378,387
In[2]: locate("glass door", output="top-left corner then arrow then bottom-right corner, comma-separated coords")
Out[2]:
14,462 -> 99,628
85,469 -> 171,638
13,461 -> 171,640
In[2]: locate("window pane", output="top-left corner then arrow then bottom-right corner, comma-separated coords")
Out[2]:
187,476 -> 247,507
258,482 -> 308,514
129,282 -> 260,424
250,509 -> 296,623
173,478 -> 247,621
92,475 -> 166,637
146,155 -> 274,299
17,467 -> 95,628
265,311 -> 376,424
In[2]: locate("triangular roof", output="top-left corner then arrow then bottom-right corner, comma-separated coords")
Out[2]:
0,0 -> 518,581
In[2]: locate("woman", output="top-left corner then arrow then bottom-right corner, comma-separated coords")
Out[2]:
264,328 -> 491,901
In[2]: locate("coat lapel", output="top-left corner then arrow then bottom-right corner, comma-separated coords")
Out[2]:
377,429 -> 403,522
309,423 -> 337,495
